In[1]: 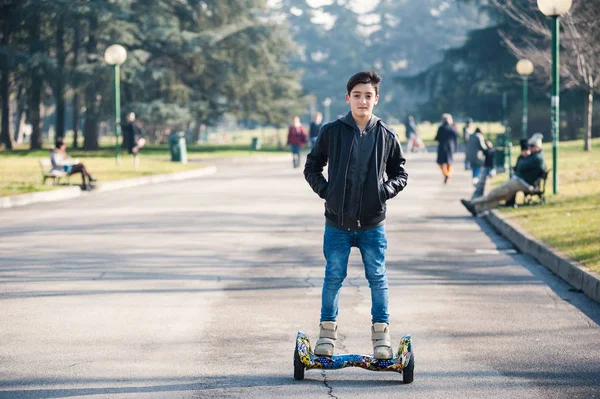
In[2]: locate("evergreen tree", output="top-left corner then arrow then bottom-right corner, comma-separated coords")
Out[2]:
369,0 -> 487,120
0,0 -> 305,149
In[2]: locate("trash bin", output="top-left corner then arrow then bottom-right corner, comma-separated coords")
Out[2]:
494,133 -> 506,172
169,131 -> 188,164
251,137 -> 261,151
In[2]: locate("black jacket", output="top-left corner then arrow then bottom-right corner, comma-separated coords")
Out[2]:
309,121 -> 322,139
435,122 -> 458,164
121,122 -> 142,153
516,151 -> 546,186
304,112 -> 408,231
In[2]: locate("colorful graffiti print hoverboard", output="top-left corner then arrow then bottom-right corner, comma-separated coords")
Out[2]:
293,331 -> 414,383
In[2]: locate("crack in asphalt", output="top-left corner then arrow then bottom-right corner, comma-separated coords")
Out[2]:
93,272 -> 106,280
304,275 -> 316,288
321,369 -> 339,399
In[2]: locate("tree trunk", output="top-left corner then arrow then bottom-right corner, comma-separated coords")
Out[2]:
71,21 -> 81,149
584,88 -> 593,151
14,84 -> 25,143
28,11 -> 43,150
0,73 -> 11,150
83,15 -> 99,150
191,118 -> 203,143
0,10 -> 13,150
54,12 -> 66,139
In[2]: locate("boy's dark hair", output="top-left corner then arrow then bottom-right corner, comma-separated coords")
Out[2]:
347,71 -> 382,96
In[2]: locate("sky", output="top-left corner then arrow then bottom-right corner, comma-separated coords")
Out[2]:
306,0 -> 379,14
301,0 -> 380,29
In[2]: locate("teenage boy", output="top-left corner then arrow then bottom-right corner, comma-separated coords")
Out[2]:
304,71 -> 408,359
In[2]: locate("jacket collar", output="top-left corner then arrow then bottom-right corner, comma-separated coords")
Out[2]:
340,111 -> 380,132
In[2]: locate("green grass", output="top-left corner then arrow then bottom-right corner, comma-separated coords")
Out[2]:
494,138 -> 600,273
0,143 -> 287,197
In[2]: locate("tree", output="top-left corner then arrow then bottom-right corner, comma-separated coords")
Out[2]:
491,0 -> 600,150
0,0 -> 308,151
122,0 -> 306,139
370,0 -> 487,119
396,25 -> 519,123
71,19 -> 82,149
27,6 -> 45,150
0,1 -> 14,149
82,11 -> 100,150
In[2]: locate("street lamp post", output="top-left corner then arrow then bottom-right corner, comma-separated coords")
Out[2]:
322,97 -> 332,123
516,59 -> 534,140
537,0 -> 572,194
103,44 -> 128,165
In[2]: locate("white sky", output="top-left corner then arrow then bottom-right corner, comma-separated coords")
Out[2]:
307,0 -> 380,14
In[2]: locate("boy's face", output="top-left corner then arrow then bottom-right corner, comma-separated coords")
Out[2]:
346,83 -> 379,120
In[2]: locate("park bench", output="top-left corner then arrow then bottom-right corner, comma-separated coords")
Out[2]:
521,169 -> 550,206
39,159 -> 70,185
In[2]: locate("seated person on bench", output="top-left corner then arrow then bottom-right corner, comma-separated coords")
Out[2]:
460,133 -> 546,216
513,139 -> 531,173
50,138 -> 97,190
504,139 -> 531,207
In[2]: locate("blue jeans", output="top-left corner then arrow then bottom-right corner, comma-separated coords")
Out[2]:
472,165 -> 482,179
290,144 -> 301,168
321,225 -> 389,324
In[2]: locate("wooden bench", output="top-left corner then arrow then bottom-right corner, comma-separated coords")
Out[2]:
39,159 -> 70,185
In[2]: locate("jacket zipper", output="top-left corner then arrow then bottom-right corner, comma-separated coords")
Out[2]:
357,192 -> 363,229
340,137 -> 355,229
357,127 -> 380,229
357,131 -> 363,229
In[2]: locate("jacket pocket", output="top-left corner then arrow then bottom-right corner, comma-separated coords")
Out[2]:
325,182 -> 338,214
318,181 -> 329,200
378,181 -> 388,204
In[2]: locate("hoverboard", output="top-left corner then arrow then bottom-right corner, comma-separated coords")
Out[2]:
293,331 -> 414,383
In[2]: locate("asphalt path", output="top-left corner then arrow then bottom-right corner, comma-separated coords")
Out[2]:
1,152 -> 599,399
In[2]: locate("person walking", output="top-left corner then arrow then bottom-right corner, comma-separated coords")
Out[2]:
466,127 -> 487,185
287,116 -> 308,168
435,113 -> 459,184
463,118 -> 474,170
304,71 -> 408,360
405,115 -> 417,141
471,139 -> 496,200
405,115 -> 426,153
505,139 -> 531,207
121,112 -> 146,168
309,112 -> 323,147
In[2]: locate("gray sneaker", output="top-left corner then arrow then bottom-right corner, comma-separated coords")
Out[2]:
314,321 -> 337,357
372,322 -> 393,360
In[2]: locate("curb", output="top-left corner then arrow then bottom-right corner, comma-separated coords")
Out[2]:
95,166 -> 217,193
0,166 -> 217,210
227,154 -> 291,164
0,186 -> 82,209
486,210 -> 600,304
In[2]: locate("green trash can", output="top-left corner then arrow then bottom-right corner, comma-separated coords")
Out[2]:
169,131 -> 188,164
251,137 -> 261,151
494,133 -> 506,172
